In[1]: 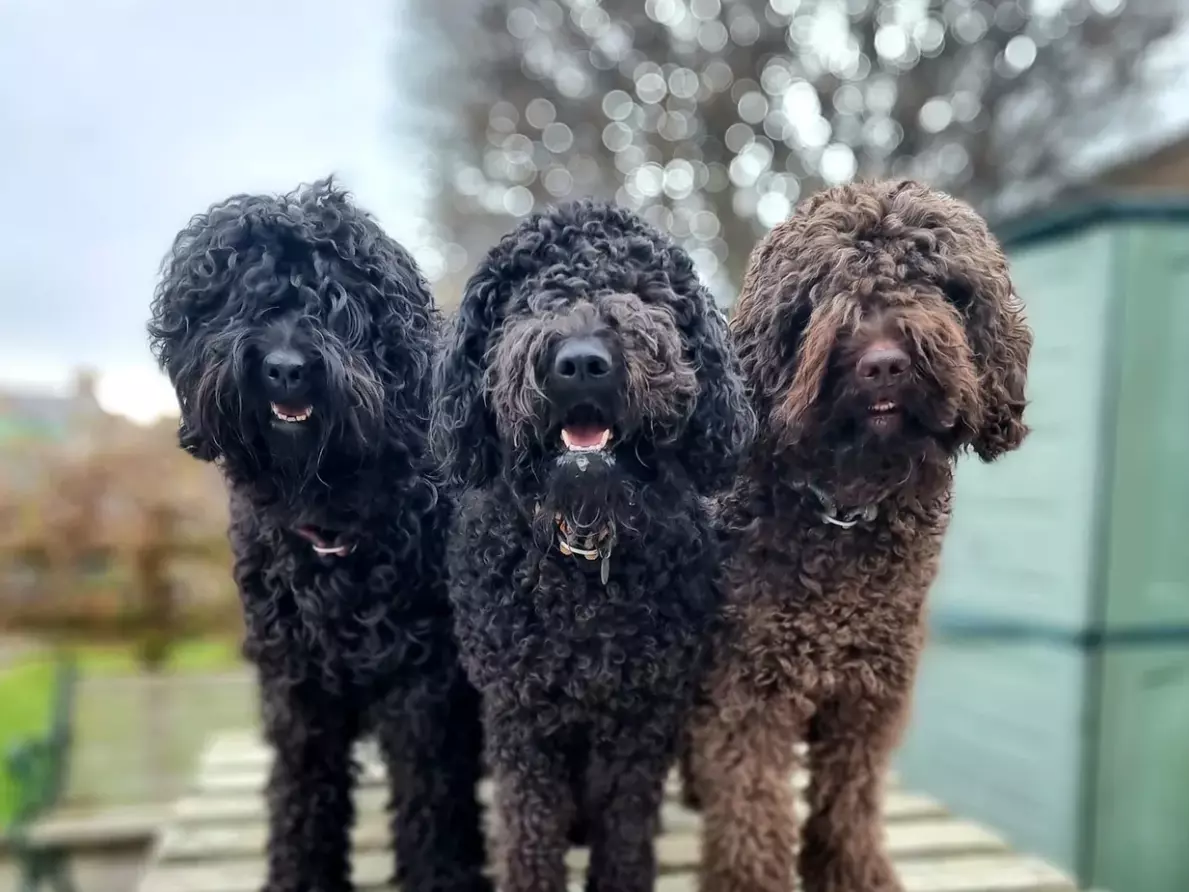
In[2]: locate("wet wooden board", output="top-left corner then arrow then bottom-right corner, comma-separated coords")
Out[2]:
138,731 -> 1079,892
155,803 -> 982,865
194,749 -> 896,799
168,787 -> 950,828
196,736 -> 863,791
140,850 -> 1077,892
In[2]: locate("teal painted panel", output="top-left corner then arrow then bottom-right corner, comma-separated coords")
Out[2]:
1089,646 -> 1189,892
931,228 -> 1115,631
897,639 -> 1087,873
1100,224 -> 1189,630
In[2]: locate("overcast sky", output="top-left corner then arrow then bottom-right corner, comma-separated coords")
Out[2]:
0,0 -> 435,422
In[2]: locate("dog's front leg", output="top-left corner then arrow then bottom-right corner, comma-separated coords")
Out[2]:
799,693 -> 908,892
674,723 -> 702,811
260,678 -> 359,892
373,664 -> 491,892
690,697 -> 805,892
581,736 -> 670,892
488,720 -> 573,892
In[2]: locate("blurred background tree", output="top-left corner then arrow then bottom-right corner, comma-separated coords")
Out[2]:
0,409 -> 232,669
411,0 -> 1181,301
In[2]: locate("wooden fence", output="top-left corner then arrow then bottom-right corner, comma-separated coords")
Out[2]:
0,524 -> 238,664
0,409 -> 235,662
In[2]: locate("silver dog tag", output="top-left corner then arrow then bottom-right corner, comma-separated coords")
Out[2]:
600,551 -> 611,585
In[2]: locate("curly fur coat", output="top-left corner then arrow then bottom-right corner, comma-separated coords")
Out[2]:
148,179 -> 488,892
431,199 -> 755,892
682,180 -> 1034,892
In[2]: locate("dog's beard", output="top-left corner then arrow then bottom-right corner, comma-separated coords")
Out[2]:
531,451 -> 640,551
777,384 -> 957,507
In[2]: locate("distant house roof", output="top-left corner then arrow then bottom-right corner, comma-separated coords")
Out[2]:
0,370 -> 106,446
0,394 -> 75,441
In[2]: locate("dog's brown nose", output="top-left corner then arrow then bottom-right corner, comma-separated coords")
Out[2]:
856,343 -> 910,386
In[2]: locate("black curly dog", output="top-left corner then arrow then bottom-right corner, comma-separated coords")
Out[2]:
431,200 -> 756,892
148,179 -> 489,892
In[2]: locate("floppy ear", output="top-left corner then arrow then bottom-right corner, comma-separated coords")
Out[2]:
356,238 -> 438,449
680,294 -> 757,494
148,225 -> 233,464
430,271 -> 503,488
727,223 -> 823,451
967,284 -> 1032,462
177,412 -> 220,462
943,238 -> 1033,462
892,181 -> 1032,462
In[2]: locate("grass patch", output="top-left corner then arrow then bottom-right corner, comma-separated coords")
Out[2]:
0,656 -> 56,827
55,638 -> 243,675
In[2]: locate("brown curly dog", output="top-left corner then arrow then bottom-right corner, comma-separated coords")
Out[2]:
682,179 -> 1033,892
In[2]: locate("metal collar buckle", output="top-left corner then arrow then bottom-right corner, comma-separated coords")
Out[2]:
800,482 -> 878,530
555,514 -> 616,584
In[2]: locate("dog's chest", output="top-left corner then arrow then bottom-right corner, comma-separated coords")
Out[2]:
243,546 -> 442,690
722,521 -> 943,699
476,547 -> 713,708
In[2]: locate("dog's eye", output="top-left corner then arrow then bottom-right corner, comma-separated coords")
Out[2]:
784,301 -> 813,341
944,281 -> 974,311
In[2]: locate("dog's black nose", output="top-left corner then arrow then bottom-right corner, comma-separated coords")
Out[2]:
262,349 -> 308,399
856,343 -> 910,387
550,336 -> 615,391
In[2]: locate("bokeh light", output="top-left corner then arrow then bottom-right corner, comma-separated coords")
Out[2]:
412,0 -> 1177,301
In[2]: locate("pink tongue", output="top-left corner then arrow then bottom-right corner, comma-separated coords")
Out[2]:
565,425 -> 607,448
274,403 -> 305,414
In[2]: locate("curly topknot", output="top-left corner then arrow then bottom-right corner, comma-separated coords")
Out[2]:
150,177 -> 437,470
731,178 -> 1031,467
430,198 -> 755,495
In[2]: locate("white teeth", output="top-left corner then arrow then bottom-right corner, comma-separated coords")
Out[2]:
270,404 -> 314,423
312,543 -> 352,556
561,428 -> 612,452
871,401 -> 897,412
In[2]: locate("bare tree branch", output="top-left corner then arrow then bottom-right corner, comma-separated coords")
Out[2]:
409,0 -> 1181,300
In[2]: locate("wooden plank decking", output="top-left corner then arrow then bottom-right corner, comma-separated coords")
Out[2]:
137,730 -> 1079,892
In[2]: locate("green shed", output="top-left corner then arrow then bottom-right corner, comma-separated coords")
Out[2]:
896,198 -> 1189,892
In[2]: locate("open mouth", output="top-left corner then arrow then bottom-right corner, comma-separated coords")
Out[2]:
559,405 -> 613,453
270,403 -> 314,424
294,525 -> 354,557
868,400 -> 901,430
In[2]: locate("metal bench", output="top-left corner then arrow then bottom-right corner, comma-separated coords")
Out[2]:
1,658 -> 170,892
3,655 -> 78,892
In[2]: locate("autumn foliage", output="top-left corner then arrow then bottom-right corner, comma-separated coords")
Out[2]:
0,410 -> 235,666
